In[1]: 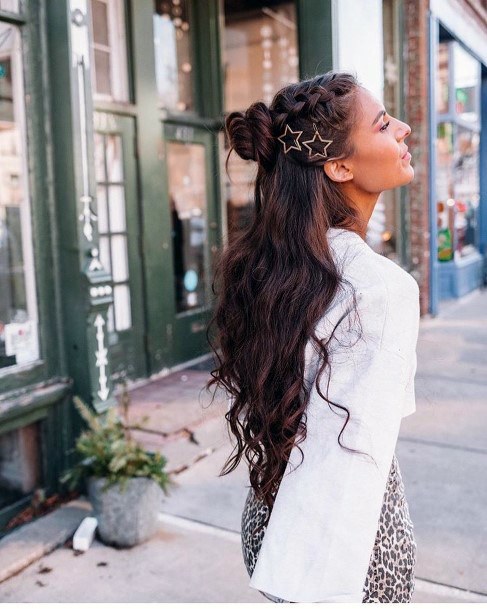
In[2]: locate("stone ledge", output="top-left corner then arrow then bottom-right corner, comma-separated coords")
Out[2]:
0,498 -> 91,584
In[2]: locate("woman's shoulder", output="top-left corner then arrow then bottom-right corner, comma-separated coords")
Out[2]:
327,227 -> 419,302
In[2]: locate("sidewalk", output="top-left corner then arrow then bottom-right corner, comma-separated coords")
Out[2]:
0,289 -> 486,602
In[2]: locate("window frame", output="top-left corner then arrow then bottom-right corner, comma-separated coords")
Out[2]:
0,3 -> 63,395
89,0 -> 130,104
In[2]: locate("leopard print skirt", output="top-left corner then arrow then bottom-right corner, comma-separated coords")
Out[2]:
241,453 -> 417,603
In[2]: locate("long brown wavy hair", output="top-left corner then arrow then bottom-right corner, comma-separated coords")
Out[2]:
205,72 -> 371,527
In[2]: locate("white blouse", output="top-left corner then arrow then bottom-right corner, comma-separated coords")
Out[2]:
248,226 -> 420,603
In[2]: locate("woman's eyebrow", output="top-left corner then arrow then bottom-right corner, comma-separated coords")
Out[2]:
371,109 -> 386,126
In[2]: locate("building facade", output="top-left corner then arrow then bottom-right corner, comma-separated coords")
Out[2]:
0,0 -> 485,530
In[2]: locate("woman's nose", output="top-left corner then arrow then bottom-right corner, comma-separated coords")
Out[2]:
396,120 -> 411,141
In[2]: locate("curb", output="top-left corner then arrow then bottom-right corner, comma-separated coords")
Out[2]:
0,498 -> 92,584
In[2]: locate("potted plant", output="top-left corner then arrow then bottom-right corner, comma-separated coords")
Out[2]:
61,389 -> 175,548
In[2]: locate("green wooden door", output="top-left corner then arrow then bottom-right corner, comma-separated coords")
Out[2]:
162,123 -> 220,364
94,112 -> 146,382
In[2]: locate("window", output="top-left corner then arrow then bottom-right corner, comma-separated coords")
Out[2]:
89,0 -> 129,102
94,133 -> 132,333
436,41 -> 480,261
223,0 -> 299,112
453,43 -> 480,124
222,0 -> 298,238
167,141 -> 208,312
153,0 -> 193,112
367,0 -> 402,262
0,22 -> 39,371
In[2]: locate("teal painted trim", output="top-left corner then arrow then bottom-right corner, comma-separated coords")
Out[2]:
130,0 -> 171,372
45,1 -> 92,399
296,0 -> 333,79
192,0 -> 223,118
0,379 -> 71,426
0,0 -> 64,395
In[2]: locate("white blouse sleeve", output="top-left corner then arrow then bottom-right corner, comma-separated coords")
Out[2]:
248,280 -> 418,603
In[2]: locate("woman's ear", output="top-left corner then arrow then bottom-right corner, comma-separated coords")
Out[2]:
323,159 -> 354,183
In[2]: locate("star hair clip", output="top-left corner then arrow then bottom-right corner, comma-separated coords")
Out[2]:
277,124 -> 303,154
302,124 -> 333,159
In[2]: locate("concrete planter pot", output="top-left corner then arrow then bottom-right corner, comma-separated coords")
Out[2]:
87,476 -> 163,547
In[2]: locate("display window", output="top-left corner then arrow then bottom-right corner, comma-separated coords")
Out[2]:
0,22 -> 39,371
153,0 -> 194,112
436,41 -> 481,262
222,0 -> 299,239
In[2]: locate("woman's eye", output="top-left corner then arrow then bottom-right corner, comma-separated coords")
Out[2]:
380,121 -> 390,132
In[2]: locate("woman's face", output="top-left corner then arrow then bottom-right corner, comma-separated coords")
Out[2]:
346,86 -> 413,193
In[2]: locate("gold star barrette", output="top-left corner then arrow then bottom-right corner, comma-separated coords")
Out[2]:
277,124 -> 303,154
302,123 -> 333,159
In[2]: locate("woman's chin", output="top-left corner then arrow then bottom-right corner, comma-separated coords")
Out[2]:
400,166 -> 415,185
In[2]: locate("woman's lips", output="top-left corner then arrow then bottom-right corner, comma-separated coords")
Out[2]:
402,151 -> 411,161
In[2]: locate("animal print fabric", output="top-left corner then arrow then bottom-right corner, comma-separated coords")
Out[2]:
241,453 -> 417,603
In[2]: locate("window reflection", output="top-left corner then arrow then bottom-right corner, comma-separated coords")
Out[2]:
453,43 -> 480,124
154,0 -> 193,112
367,0 -> 401,262
436,43 -> 449,114
0,23 -> 39,369
89,0 -> 129,102
436,41 -> 480,261
222,0 -> 298,239
223,0 -> 299,112
167,142 -> 207,312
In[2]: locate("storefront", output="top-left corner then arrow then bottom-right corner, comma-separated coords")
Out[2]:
429,0 -> 487,306
0,0 -> 72,530
0,0 -> 411,529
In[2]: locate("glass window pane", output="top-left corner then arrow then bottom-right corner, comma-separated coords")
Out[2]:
106,135 -> 123,182
453,42 -> 480,124
92,0 -> 109,46
107,302 -> 115,333
154,0 -> 193,112
94,133 -> 106,182
97,186 -> 108,233
453,128 -> 479,256
90,0 -> 129,102
167,142 -> 207,313
114,284 -> 131,331
94,49 -> 112,96
108,185 -> 126,232
223,0 -> 299,112
436,42 -> 449,114
111,235 -> 129,282
99,235 -> 111,272
0,23 -> 39,370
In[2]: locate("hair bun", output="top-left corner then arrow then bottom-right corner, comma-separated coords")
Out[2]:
225,102 -> 276,169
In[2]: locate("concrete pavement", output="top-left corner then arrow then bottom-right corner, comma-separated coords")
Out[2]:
0,288 -> 486,602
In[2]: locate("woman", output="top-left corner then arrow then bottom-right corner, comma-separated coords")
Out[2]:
206,71 -> 419,603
